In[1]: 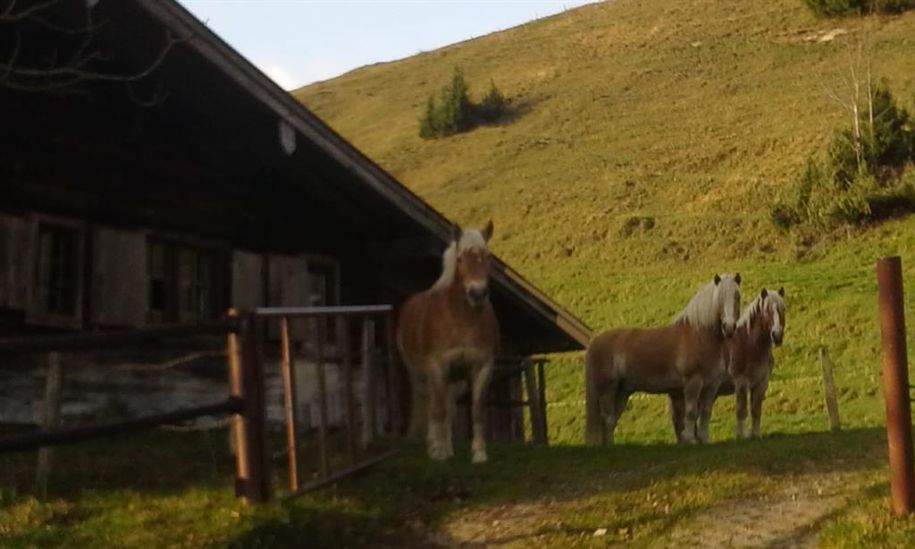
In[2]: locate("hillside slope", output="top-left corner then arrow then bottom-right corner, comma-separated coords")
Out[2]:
293,0 -> 915,443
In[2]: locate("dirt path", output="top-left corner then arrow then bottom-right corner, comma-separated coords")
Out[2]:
663,474 -> 849,548
425,473 -> 853,547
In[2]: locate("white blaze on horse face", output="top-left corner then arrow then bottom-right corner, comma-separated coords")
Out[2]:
716,275 -> 740,338
768,293 -> 785,345
457,230 -> 490,307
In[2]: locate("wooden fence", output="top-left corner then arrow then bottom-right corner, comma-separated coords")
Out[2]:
0,305 -> 551,503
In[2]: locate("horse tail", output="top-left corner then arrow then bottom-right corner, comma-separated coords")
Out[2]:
584,343 -> 606,446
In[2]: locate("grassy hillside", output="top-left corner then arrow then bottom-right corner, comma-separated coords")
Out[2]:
9,3 -> 915,546
293,0 -> 915,446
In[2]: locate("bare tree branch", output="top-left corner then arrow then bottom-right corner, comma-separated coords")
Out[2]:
0,0 -> 189,98
0,0 -> 61,22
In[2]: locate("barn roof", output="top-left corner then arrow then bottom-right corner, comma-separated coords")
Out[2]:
3,0 -> 591,353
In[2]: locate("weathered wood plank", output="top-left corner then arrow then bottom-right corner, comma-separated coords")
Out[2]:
35,352 -> 63,499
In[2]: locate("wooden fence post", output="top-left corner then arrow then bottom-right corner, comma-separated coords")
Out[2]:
384,316 -> 402,436
312,317 -> 330,478
818,347 -> 841,432
338,316 -> 357,465
230,313 -> 270,503
35,351 -> 63,499
877,256 -> 915,515
523,358 -> 546,446
280,317 -> 299,492
360,317 -> 376,448
537,359 -> 549,445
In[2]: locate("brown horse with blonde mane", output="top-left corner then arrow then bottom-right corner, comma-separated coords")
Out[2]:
585,274 -> 741,445
396,221 -> 499,463
670,287 -> 786,440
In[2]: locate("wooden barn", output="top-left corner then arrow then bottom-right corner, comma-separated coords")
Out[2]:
0,0 -> 590,447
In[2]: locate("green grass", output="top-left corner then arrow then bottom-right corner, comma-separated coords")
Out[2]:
3,427 -> 911,547
288,0 -> 915,542
7,0 -> 915,544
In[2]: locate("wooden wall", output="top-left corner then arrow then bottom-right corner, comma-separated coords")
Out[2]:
0,212 -> 346,333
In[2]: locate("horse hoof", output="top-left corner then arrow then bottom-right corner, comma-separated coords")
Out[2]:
428,444 -> 450,461
472,450 -> 488,464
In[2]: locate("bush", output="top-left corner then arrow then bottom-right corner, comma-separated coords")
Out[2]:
419,68 -> 474,138
476,80 -> 508,123
418,69 -> 511,139
772,85 -> 915,231
804,0 -> 915,16
805,0 -> 861,16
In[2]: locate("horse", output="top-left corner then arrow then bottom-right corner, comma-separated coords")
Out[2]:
395,221 -> 500,463
668,287 -> 786,440
585,273 -> 741,445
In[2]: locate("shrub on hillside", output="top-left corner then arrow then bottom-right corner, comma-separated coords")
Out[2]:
771,85 -> 915,231
804,0 -> 915,16
476,80 -> 508,123
418,69 -> 511,139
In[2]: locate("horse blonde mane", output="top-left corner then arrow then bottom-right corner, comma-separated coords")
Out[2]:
432,229 -> 488,290
738,290 -> 785,329
671,274 -> 739,330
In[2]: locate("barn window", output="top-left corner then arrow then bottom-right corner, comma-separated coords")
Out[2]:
26,219 -> 87,329
35,223 -> 82,317
308,259 -> 339,306
146,238 -> 228,323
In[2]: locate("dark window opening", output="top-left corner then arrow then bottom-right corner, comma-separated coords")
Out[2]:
36,223 -> 80,317
308,262 -> 338,307
146,239 -> 227,323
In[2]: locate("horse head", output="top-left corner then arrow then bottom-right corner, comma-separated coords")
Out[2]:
757,287 -> 786,346
713,273 -> 741,338
452,220 -> 494,308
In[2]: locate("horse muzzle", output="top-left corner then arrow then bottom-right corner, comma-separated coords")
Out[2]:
771,331 -> 783,346
466,285 -> 489,307
721,322 -> 736,338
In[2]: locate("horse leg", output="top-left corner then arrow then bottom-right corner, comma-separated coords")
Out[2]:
425,365 -> 450,460
470,360 -> 494,463
668,389 -> 686,444
750,378 -> 769,439
600,381 -> 621,445
697,377 -> 721,444
585,366 -> 608,446
680,376 -> 702,444
406,367 -> 427,440
612,387 -> 632,442
735,381 -> 749,440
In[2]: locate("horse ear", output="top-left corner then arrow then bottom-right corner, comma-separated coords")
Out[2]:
714,274 -> 721,285
451,223 -> 462,243
481,219 -> 494,242
735,273 -> 741,285
778,287 -> 785,297
760,288 -> 768,300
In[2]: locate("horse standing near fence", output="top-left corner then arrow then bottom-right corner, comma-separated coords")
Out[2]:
668,287 -> 786,440
585,274 -> 741,445
396,221 -> 500,463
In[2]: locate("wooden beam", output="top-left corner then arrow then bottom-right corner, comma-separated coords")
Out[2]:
364,236 -> 443,262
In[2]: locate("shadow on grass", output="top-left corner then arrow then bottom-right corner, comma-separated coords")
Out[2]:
225,427 -> 888,547
0,426 -> 890,547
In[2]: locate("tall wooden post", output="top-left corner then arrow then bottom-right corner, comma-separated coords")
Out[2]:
384,316 -> 402,436
877,256 -> 915,514
523,358 -> 546,446
229,313 -> 270,503
360,317 -> 376,448
338,316 -> 357,465
537,359 -> 549,445
35,351 -> 63,499
280,317 -> 299,491
818,347 -> 841,432
313,316 -> 330,478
